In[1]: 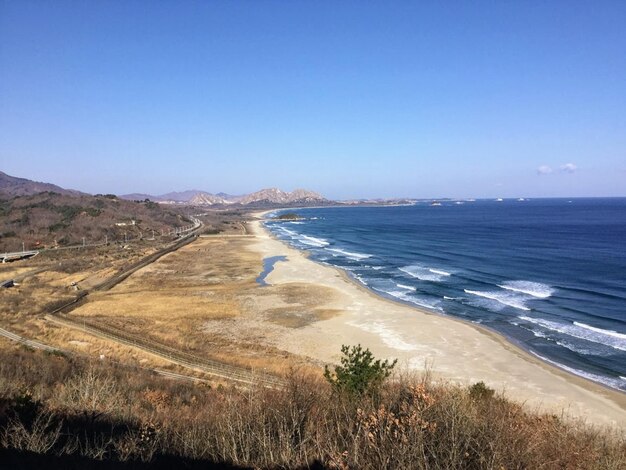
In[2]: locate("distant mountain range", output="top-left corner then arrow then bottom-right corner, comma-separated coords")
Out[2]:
120,188 -> 328,206
0,171 -> 328,207
1,171 -> 417,208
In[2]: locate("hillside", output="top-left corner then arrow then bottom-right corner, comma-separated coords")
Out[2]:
0,192 -> 190,251
0,171 -> 84,197
0,346 -> 624,469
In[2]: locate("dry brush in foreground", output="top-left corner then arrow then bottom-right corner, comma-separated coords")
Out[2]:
0,346 -> 624,469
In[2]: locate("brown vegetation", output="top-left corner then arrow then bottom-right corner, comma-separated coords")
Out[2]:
0,346 -> 624,469
0,192 -> 193,251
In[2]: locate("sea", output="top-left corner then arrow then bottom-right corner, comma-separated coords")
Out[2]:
264,198 -> 626,392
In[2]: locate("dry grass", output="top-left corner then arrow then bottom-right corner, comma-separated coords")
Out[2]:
62,236 -> 336,376
0,346 -> 624,469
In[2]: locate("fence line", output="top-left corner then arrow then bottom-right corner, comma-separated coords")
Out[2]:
45,315 -> 284,388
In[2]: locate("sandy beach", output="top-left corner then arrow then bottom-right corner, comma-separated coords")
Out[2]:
249,214 -> 626,428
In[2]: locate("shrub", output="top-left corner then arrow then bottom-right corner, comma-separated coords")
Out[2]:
469,381 -> 495,401
324,344 -> 397,398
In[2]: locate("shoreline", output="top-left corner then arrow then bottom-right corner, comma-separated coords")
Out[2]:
250,209 -> 626,428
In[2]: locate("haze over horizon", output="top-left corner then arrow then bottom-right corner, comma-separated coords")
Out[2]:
1,1 -> 625,199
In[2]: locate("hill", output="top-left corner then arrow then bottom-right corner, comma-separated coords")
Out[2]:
0,171 -> 85,197
0,192 -> 190,251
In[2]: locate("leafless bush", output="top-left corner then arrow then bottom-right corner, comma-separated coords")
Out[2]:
56,364 -> 125,419
1,411 -> 62,454
1,348 -> 625,468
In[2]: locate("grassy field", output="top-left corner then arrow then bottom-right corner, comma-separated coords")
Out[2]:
65,235 -> 329,376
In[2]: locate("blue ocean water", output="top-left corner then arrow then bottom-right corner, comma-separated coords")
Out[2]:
264,199 -> 626,391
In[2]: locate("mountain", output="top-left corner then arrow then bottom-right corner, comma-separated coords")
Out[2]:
189,192 -> 230,206
119,193 -> 155,201
236,188 -> 326,205
120,187 -> 327,206
159,190 -> 206,202
0,171 -> 85,197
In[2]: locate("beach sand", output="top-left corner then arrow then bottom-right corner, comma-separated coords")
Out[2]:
249,215 -> 626,428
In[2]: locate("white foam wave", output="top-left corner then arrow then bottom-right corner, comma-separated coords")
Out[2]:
529,352 -> 626,391
498,281 -> 554,299
396,283 -> 416,291
523,326 -> 605,356
574,322 -> 626,340
298,235 -> 329,247
347,320 -> 418,351
374,287 -> 441,311
464,289 -> 530,311
429,268 -> 451,276
326,247 -> 371,260
519,316 -> 626,352
555,340 -> 603,357
400,265 -> 451,282
278,227 -> 297,236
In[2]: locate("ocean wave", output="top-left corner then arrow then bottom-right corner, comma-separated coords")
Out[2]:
298,235 -> 329,247
396,283 -> 416,291
529,351 -> 626,391
521,325 -> 606,356
555,339 -> 605,357
498,280 -> 554,299
374,287 -> 441,311
429,268 -> 452,276
326,247 -> 372,260
574,322 -> 626,340
519,316 -> 626,352
399,264 -> 451,282
464,289 -> 530,311
347,320 -> 418,351
277,227 -> 297,236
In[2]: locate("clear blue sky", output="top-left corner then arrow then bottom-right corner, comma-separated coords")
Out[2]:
1,1 -> 625,199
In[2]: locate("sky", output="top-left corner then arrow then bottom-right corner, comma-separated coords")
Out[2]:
1,1 -> 625,199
